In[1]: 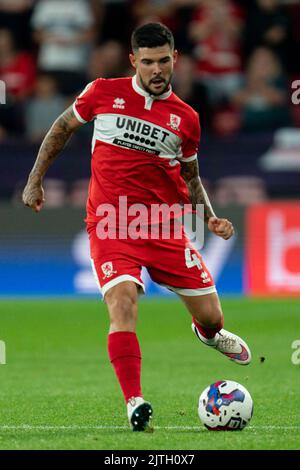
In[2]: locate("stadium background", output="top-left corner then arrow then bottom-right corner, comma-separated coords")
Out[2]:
1,0 -> 300,298
0,0 -> 300,451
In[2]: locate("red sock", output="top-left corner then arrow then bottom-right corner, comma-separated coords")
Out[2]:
193,316 -> 224,339
108,331 -> 142,402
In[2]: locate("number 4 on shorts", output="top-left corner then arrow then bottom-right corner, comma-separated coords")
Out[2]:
185,247 -> 202,270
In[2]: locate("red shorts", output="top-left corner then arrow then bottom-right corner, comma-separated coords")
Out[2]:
87,223 -> 216,298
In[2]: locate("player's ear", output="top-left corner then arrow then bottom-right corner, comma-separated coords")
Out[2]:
173,49 -> 178,64
129,53 -> 137,70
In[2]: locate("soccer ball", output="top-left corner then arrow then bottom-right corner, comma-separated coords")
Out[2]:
198,380 -> 253,430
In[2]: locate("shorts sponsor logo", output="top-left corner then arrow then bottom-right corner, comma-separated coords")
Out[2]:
201,271 -> 211,283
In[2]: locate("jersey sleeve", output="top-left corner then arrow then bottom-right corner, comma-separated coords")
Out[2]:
72,79 -> 102,124
177,111 -> 201,163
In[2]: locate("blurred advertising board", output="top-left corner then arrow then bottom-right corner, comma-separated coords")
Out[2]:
246,202 -> 300,296
0,205 -> 244,297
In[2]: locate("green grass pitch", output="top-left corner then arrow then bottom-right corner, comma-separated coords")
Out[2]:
0,297 -> 299,450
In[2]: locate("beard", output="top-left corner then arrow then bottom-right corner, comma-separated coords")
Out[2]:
139,74 -> 172,96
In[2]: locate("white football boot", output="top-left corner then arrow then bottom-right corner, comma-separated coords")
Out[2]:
127,397 -> 153,432
192,321 -> 251,365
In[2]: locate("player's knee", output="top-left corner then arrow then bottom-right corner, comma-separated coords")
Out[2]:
108,294 -> 137,317
105,284 -> 138,330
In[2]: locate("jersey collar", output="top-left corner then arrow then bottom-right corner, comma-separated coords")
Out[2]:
132,75 -> 172,102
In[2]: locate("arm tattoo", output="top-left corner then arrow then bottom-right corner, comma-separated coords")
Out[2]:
28,106 -> 79,182
180,160 -> 216,223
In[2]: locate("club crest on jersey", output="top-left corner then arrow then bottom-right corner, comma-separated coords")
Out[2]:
167,114 -> 181,131
113,98 -> 126,109
101,262 -> 117,279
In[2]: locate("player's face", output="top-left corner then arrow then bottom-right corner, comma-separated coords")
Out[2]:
130,45 -> 178,96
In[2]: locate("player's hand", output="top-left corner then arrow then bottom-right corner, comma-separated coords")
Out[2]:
208,216 -> 234,240
22,178 -> 45,213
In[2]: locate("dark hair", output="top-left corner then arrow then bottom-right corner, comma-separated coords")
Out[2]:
131,23 -> 174,52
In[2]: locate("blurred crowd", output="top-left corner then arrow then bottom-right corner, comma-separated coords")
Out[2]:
1,0 -> 300,206
0,0 -> 299,142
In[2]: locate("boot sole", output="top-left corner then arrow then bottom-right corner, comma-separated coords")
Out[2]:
131,403 -> 153,432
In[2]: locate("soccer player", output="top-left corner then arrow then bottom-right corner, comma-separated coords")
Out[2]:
22,23 -> 251,432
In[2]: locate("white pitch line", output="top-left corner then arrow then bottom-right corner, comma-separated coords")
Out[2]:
0,425 -> 299,431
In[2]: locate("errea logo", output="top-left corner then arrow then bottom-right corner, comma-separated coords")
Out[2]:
113,98 -> 126,109
201,271 -> 211,283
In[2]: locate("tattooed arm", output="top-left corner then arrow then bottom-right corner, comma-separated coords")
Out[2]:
180,159 -> 215,222
180,159 -> 234,240
22,106 -> 83,212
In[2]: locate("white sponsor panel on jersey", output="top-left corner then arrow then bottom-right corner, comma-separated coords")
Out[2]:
93,113 -> 182,160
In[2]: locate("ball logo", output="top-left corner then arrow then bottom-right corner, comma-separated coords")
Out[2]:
198,380 -> 253,430
206,381 -> 245,416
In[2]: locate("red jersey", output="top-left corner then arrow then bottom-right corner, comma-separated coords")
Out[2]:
0,52 -> 36,98
73,76 -> 200,224
191,2 -> 243,77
